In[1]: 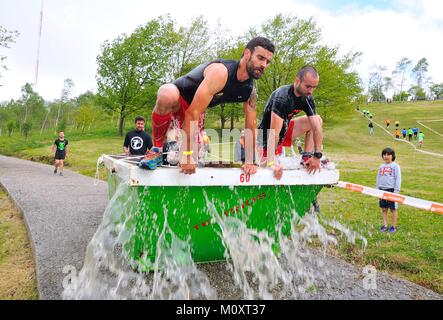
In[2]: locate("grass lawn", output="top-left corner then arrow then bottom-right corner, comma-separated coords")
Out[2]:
319,101 -> 443,293
0,100 -> 442,295
0,187 -> 38,300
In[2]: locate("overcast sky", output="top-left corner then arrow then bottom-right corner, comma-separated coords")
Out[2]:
0,0 -> 442,102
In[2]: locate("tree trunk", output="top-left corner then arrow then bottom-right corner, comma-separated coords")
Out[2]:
230,109 -> 234,130
40,109 -> 50,135
55,103 -> 62,129
118,106 -> 125,136
220,104 -> 226,130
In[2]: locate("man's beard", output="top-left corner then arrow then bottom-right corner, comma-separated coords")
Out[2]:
246,58 -> 263,80
295,84 -> 308,98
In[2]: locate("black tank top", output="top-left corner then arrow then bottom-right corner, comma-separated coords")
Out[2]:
173,59 -> 253,108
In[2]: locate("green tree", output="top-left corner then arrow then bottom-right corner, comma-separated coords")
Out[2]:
55,78 -> 74,129
73,91 -> 103,132
170,15 -> 210,79
96,15 -> 178,136
18,83 -> 45,129
408,85 -> 426,101
7,120 -> 14,136
74,102 -> 101,132
0,26 -> 19,85
249,14 -> 321,105
392,57 -> 412,101
249,14 -> 361,119
208,21 -> 238,129
313,47 -> 361,118
57,117 -> 67,132
393,91 -> 410,102
412,57 -> 429,88
368,66 -> 387,102
430,83 -> 443,100
22,122 -> 32,140
206,34 -> 245,129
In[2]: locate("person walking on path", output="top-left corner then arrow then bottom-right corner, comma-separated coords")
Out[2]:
52,131 -> 69,176
407,128 -> 413,142
418,131 -> 425,148
401,128 -> 407,139
413,127 -> 419,140
369,122 -> 374,136
376,147 -> 402,234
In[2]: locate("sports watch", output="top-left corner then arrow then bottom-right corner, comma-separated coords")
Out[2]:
313,151 -> 323,159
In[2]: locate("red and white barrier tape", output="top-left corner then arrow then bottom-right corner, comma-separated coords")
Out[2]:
336,181 -> 443,215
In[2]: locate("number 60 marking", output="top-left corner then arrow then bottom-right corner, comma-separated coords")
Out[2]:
240,173 -> 250,183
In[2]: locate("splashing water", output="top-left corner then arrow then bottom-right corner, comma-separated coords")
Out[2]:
204,189 -> 367,300
63,181 -> 215,300
63,180 -> 366,300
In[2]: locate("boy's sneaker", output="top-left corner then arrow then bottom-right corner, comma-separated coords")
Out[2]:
54,168 -> 57,174
59,172 -> 63,176
388,226 -> 397,233
139,147 -> 163,170
380,225 -> 388,232
312,199 -> 321,213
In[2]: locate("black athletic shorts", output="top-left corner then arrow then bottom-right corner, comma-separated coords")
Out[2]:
55,151 -> 66,160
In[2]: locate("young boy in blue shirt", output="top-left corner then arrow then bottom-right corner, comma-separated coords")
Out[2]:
376,147 -> 402,233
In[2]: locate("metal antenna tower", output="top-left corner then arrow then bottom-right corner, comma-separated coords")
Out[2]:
34,0 -> 44,87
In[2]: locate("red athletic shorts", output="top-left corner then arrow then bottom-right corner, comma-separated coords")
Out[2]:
173,96 -> 205,136
167,96 -> 206,144
260,119 -> 294,158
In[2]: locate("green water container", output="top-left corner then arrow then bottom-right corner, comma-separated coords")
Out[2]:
102,155 -> 338,270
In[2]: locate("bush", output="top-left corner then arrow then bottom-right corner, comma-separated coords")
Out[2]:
7,121 -> 15,137
22,122 -> 32,140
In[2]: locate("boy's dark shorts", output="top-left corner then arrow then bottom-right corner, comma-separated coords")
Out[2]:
379,188 -> 397,210
379,199 -> 397,210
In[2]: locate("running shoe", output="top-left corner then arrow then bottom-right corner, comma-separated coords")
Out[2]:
139,147 -> 163,170
380,225 -> 388,232
388,226 -> 397,233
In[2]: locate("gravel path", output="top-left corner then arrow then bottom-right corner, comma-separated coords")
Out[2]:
0,155 -> 441,300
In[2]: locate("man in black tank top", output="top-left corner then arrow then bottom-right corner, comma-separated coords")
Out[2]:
257,66 -> 324,179
151,37 -> 275,175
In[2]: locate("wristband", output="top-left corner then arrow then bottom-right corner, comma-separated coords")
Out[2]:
182,151 -> 193,155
